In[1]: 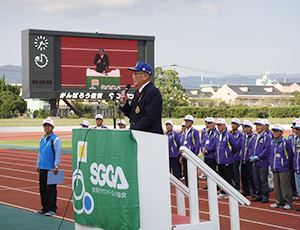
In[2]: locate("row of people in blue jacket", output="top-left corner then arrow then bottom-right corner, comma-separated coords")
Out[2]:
165,116 -> 300,211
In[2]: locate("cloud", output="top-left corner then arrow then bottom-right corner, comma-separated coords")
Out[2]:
1,0 -> 221,17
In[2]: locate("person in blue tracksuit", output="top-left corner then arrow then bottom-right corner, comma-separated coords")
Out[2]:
178,122 -> 186,179
288,119 -> 300,200
251,119 -> 271,203
269,124 -> 293,210
230,118 -> 243,191
35,119 -> 61,216
95,114 -> 108,129
263,119 -> 274,192
214,118 -> 237,199
179,115 -> 200,187
293,122 -> 300,211
240,120 -> 256,197
165,120 -> 181,179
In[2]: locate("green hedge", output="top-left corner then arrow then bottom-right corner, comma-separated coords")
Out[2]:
169,106 -> 300,118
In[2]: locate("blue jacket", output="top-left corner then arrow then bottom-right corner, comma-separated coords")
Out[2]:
181,127 -> 200,155
214,130 -> 237,164
230,129 -> 243,160
37,132 -> 61,170
201,128 -> 218,159
270,137 -> 293,172
165,130 -> 181,158
200,128 -> 207,148
288,133 -> 297,154
252,131 -> 271,167
240,132 -> 256,164
293,136 -> 300,174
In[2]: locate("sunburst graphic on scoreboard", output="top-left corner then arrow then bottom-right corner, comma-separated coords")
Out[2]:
34,36 -> 49,51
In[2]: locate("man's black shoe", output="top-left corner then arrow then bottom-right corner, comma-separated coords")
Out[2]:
251,196 -> 262,202
241,192 -> 251,197
261,198 -> 269,203
202,186 -> 208,190
296,208 -> 300,211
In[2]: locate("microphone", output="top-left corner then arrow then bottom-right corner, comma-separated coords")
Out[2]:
124,84 -> 131,93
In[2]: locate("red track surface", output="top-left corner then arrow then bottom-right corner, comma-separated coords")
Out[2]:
0,130 -> 300,229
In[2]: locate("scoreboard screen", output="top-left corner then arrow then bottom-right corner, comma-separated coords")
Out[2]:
22,29 -> 154,100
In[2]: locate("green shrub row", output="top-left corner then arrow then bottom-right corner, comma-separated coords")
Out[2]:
170,106 -> 300,118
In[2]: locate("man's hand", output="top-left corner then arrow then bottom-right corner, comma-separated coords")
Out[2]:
202,150 -> 208,155
53,167 -> 58,175
120,90 -> 128,105
36,166 -> 40,173
179,157 -> 183,165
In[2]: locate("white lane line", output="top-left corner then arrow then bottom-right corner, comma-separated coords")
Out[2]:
0,174 -> 72,189
0,166 -> 72,180
0,161 -> 72,173
0,185 -> 73,203
0,151 -> 72,160
0,155 -> 73,168
0,201 -> 74,223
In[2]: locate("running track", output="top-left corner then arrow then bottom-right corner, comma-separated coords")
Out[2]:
1,147 -> 300,229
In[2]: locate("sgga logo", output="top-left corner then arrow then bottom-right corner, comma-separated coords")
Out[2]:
72,169 -> 94,215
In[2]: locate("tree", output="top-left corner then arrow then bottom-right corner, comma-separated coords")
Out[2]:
293,91 -> 300,105
154,68 -> 189,117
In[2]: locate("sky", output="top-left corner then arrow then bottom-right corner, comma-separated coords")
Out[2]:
0,0 -> 300,77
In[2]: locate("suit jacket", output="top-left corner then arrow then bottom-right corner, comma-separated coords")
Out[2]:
120,82 -> 163,134
94,53 -> 109,73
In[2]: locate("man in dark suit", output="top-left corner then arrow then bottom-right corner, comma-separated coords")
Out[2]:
94,48 -> 109,73
120,62 -> 163,134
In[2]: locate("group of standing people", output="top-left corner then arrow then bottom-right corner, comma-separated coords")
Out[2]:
165,116 -> 300,211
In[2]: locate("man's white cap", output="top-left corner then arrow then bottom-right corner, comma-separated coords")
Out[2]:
165,120 -> 173,126
254,118 -> 264,125
293,118 -> 300,124
118,120 -> 126,126
206,117 -> 215,123
263,119 -> 269,126
271,123 -> 284,132
181,122 -> 185,127
231,118 -> 240,125
95,114 -> 103,120
216,118 -> 226,125
81,120 -> 90,127
184,115 -> 194,122
43,118 -> 54,127
295,122 -> 300,129
242,120 -> 252,128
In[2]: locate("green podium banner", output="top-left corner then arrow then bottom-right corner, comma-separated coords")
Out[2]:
72,129 -> 140,230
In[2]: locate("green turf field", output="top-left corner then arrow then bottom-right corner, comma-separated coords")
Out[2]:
0,139 -> 72,150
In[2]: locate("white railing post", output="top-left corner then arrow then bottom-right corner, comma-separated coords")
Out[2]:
229,196 -> 240,230
187,158 -> 200,224
176,188 -> 186,216
207,177 -> 220,230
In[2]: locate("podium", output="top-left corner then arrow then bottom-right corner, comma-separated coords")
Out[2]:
72,129 -> 172,230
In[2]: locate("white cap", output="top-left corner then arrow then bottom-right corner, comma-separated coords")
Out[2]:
271,123 -> 284,132
43,118 -> 54,127
95,114 -> 103,120
293,118 -> 300,124
254,118 -> 264,125
242,120 -> 252,128
295,122 -> 300,129
165,120 -> 173,126
206,117 -> 215,123
118,120 -> 126,126
181,122 -> 186,127
184,115 -> 194,122
81,120 -> 90,127
216,118 -> 226,125
231,118 -> 240,125
263,119 -> 269,126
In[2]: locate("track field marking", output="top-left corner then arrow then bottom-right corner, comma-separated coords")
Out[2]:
0,201 -> 74,223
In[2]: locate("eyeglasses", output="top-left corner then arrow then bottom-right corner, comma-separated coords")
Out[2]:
132,72 -> 144,77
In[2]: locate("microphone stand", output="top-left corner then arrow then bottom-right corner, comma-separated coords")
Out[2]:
112,91 -> 117,129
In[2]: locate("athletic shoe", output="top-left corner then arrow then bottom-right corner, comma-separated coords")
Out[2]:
292,196 -> 299,201
35,210 -> 45,215
270,203 -> 283,208
283,204 -> 292,210
296,208 -> 300,211
202,186 -> 208,190
241,192 -> 251,197
199,175 -> 207,179
45,211 -> 56,216
218,193 -> 228,199
261,197 -> 269,203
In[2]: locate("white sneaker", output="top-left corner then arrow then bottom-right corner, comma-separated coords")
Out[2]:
270,203 -> 283,208
218,193 -> 228,199
292,196 -> 299,201
283,204 -> 292,210
199,175 -> 207,179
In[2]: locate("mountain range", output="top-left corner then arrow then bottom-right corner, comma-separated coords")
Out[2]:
1,65 -> 300,90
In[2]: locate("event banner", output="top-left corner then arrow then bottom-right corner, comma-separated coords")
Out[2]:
72,129 -> 140,230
